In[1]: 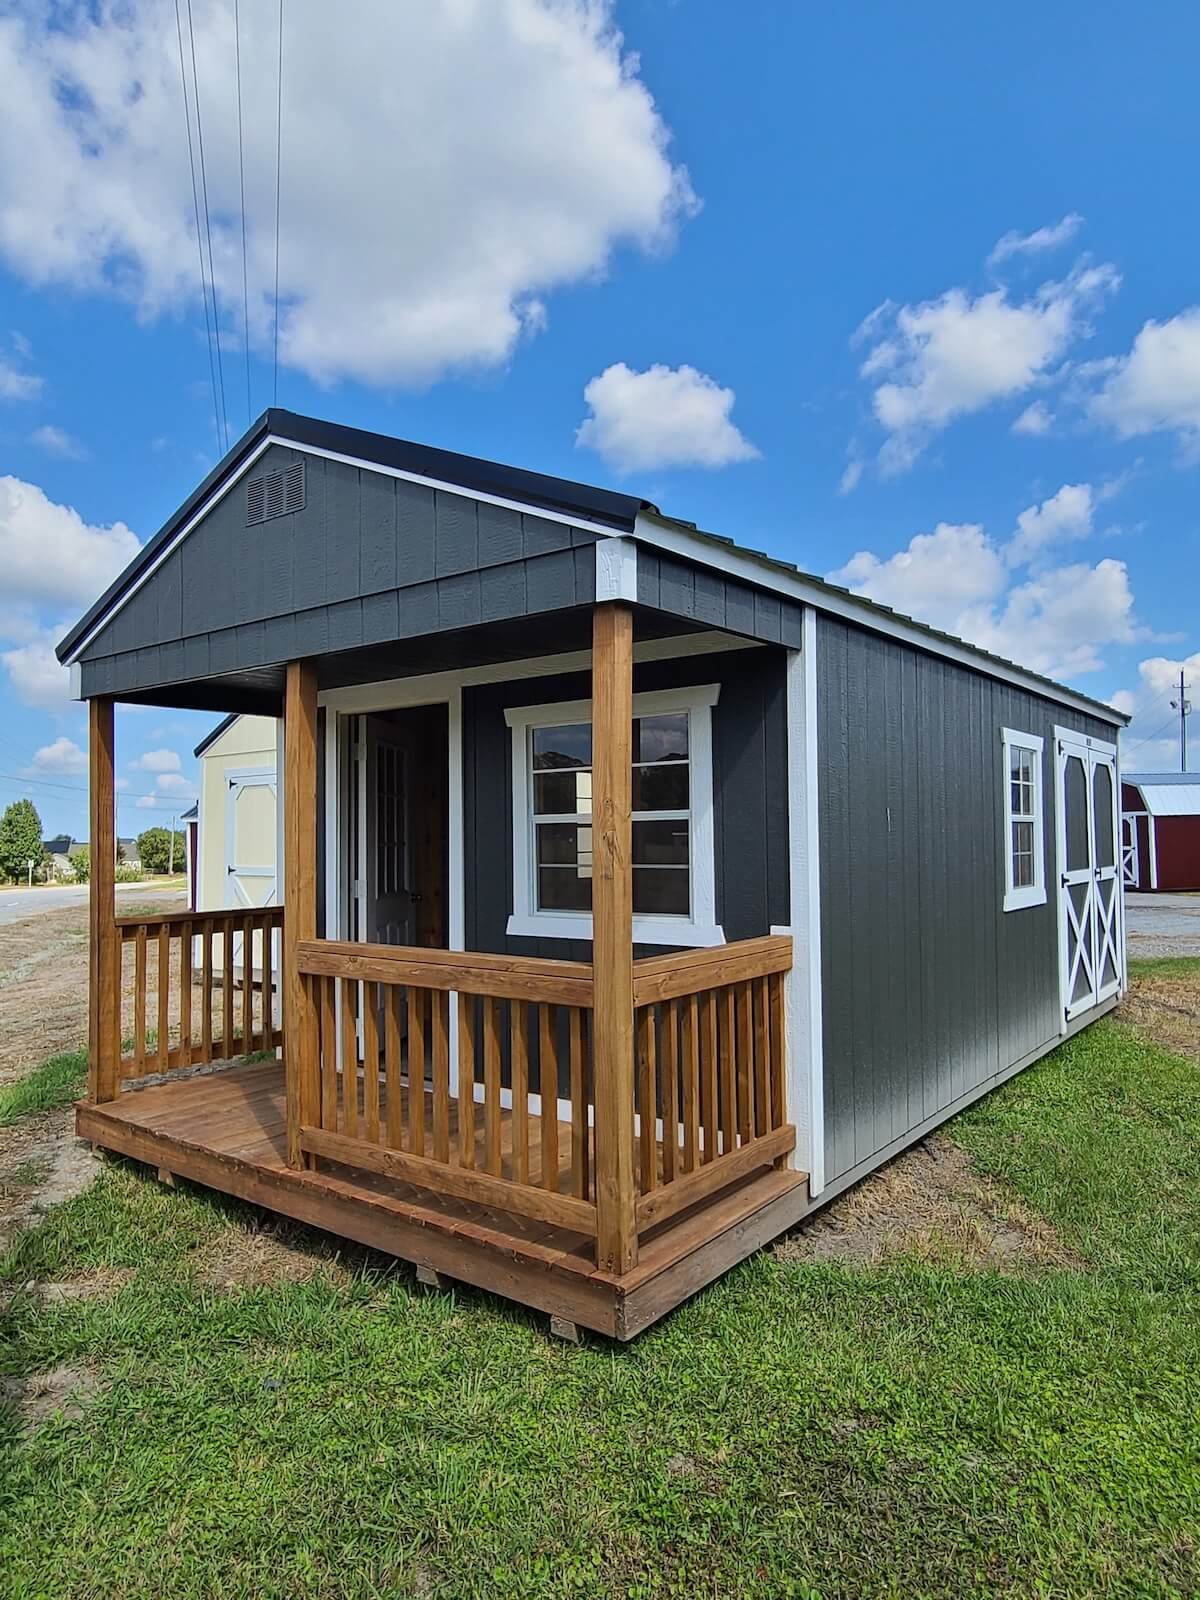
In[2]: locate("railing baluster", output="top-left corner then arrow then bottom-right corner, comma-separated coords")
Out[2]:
340,977 -> 359,1138
362,980 -> 381,1144
222,917 -> 235,1058
483,997 -> 502,1176
700,991 -> 718,1164
736,982 -> 753,1144
457,992 -> 476,1169
661,1000 -> 678,1184
636,1006 -> 657,1194
510,1001 -> 529,1185
408,987 -> 426,1157
432,989 -> 450,1164
539,1003 -> 558,1193
768,971 -> 785,1132
720,987 -> 737,1155
681,992 -> 699,1173
156,922 -> 170,1072
569,1006 -> 588,1201
753,976 -> 770,1138
179,924 -> 192,1068
320,975 -> 338,1129
134,924 -> 147,1074
201,920 -> 214,1062
241,914 -> 254,1052
384,983 -> 403,1148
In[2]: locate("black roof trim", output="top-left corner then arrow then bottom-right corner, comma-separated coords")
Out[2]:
57,409 -> 654,663
194,712 -> 241,759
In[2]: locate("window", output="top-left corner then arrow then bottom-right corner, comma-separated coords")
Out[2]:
506,685 -> 722,946
1001,728 -> 1046,911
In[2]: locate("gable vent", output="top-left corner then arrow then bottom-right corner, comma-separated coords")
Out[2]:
247,460 -> 305,525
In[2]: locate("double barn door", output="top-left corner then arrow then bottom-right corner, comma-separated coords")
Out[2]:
1055,730 -> 1122,1023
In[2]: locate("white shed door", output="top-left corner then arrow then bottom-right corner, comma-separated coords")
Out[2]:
224,767 -> 278,977
1056,732 -> 1120,1024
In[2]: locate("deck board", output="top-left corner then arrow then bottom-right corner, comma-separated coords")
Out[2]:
80,1060 -> 809,1337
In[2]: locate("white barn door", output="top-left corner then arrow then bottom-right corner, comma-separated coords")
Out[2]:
224,766 -> 278,975
1121,815 -> 1140,889
1056,731 -> 1121,1024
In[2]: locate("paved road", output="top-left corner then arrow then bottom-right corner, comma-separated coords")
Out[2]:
0,881 -> 185,927
1125,891 -> 1200,958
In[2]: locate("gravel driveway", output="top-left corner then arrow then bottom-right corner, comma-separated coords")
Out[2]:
1125,891 -> 1200,959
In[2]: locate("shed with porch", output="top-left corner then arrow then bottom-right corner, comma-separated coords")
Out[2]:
59,410 -> 1128,1337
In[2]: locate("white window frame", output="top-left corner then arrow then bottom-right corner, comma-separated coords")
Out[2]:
505,684 -> 724,947
1001,727 -> 1046,911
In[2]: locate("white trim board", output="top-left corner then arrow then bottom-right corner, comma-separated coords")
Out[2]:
632,510 -> 1125,728
505,683 -> 723,948
1000,727 -> 1047,913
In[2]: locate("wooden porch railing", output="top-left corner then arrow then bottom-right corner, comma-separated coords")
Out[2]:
116,906 -> 284,1078
633,935 -> 795,1230
296,940 -> 596,1233
292,932 -> 793,1255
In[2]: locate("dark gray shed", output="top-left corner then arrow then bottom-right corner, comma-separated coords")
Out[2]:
61,409 -> 1128,1334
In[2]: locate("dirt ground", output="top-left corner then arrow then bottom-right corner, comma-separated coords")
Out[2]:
0,889 -> 188,1085
1117,960 -> 1200,1060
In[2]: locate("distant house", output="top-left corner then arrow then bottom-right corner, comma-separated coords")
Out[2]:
117,837 -> 141,868
1121,772 -> 1200,891
42,836 -> 80,879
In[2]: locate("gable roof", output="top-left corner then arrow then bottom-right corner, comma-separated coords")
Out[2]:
194,713 -> 240,759
56,408 -> 1126,726
1124,772 -> 1200,816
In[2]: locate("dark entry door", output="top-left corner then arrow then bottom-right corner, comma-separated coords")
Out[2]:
364,716 -> 418,947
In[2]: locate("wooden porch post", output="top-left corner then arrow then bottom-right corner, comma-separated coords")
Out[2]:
283,660 -> 319,1168
592,602 -> 637,1274
88,697 -> 120,1103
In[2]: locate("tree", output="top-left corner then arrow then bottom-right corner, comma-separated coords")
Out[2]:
68,845 -> 90,883
137,826 -> 185,874
0,799 -> 43,884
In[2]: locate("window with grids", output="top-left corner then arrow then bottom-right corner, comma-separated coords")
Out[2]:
1002,728 -> 1045,910
529,710 -> 692,918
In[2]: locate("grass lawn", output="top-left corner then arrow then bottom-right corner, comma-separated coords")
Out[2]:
1,991 -> 1198,1597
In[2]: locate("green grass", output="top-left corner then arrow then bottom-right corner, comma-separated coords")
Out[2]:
1128,954 -> 1200,980
0,1018 -> 1198,1599
0,1049 -> 86,1126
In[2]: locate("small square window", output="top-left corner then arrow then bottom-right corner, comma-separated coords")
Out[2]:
1001,729 -> 1045,911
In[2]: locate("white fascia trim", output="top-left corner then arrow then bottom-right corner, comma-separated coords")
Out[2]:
317,631 -> 754,715
1054,726 -> 1117,759
632,510 -> 1126,728
505,682 -> 724,950
1001,727 -> 1047,913
594,536 -> 638,603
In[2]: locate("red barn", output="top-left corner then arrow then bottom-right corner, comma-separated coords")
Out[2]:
1121,772 -> 1200,891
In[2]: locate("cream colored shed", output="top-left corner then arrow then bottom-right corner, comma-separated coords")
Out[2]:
194,713 -> 280,977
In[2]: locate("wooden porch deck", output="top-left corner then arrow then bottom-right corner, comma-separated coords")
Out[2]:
77,1061 -> 810,1339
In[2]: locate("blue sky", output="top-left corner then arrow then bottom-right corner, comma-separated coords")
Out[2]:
1,0 -> 1198,840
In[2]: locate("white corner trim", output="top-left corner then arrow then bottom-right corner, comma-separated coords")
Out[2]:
1000,727 -> 1047,913
506,682 -> 723,948
594,536 -> 638,603
786,614 -> 824,1194
68,662 -> 82,701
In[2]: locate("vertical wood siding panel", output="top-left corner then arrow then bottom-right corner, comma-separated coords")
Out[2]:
521,514 -> 572,558
323,462 -> 362,606
523,550 -> 578,614
434,491 -> 478,576
290,455 -> 327,613
359,470 -> 397,594
396,480 -> 436,583
478,503 -> 523,566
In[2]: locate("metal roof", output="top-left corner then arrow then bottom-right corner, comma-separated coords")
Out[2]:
1124,773 -> 1200,817
56,408 -> 1126,725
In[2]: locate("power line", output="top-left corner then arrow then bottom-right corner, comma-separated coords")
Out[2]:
173,0 -> 222,454
273,0 -> 284,406
185,0 -> 230,451
234,0 -> 252,426
0,771 -> 193,804
1124,711 -> 1181,753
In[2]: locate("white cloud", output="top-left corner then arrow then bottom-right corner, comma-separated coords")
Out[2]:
31,423 -> 86,459
987,213 -> 1085,268
829,501 -> 1137,681
0,358 -> 39,400
23,735 -> 87,776
0,476 -> 139,610
1,628 -> 73,709
576,362 -> 759,473
1007,482 -> 1094,565
853,260 -> 1119,473
1012,399 -> 1053,436
1112,652 -> 1200,772
1089,307 -> 1200,450
829,522 -> 1006,632
130,748 -> 182,774
0,1 -> 695,390
136,770 -> 199,809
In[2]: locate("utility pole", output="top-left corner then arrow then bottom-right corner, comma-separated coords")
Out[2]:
1170,671 -> 1192,772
